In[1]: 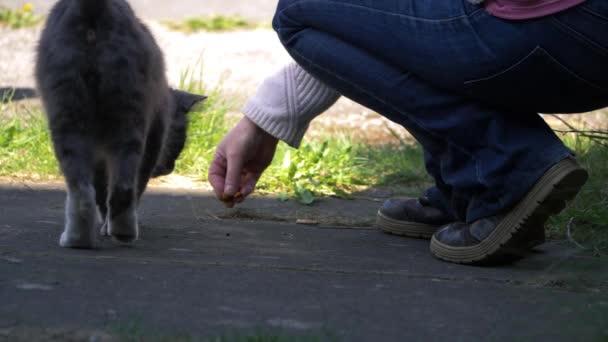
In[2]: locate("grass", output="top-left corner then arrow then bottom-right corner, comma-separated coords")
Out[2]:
258,139 -> 428,204
163,15 -> 266,33
547,135 -> 608,256
0,3 -> 43,29
0,99 -> 58,178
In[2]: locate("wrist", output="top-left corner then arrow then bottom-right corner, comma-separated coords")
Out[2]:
243,116 -> 279,146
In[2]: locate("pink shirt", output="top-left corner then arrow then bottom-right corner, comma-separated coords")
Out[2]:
485,0 -> 587,19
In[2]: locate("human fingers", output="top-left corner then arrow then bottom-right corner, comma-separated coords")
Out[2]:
207,151 -> 227,201
223,150 -> 246,201
238,172 -> 261,200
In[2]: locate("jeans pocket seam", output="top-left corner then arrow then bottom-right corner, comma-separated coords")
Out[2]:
465,46 -> 606,91
464,47 -> 541,86
550,16 -> 608,57
536,46 -> 606,91
579,4 -> 608,21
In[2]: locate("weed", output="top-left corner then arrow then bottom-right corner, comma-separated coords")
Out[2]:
164,15 -> 265,33
0,3 -> 42,29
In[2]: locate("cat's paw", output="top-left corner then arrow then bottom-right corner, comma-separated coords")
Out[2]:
60,230 -> 96,249
108,208 -> 139,244
60,186 -> 97,249
99,221 -> 109,237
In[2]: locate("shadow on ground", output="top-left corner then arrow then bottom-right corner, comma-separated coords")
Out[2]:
0,184 -> 607,341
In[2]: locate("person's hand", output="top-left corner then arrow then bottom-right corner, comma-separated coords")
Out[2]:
208,116 -> 279,207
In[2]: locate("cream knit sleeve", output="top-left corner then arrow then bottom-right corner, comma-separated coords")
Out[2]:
242,62 -> 341,148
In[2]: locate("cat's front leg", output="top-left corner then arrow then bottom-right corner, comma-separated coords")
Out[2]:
99,221 -> 109,236
94,164 -> 110,237
98,208 -> 108,237
108,200 -> 138,244
107,143 -> 143,244
54,135 -> 97,249
61,184 -> 97,248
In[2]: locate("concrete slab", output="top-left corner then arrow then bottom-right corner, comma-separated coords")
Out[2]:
0,184 -> 607,341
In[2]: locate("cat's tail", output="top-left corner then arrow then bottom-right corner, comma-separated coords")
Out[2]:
78,0 -> 111,23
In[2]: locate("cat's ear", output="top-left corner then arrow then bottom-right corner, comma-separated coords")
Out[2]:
172,89 -> 207,112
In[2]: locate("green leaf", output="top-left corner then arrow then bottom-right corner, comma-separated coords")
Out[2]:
0,125 -> 16,148
295,184 -> 315,205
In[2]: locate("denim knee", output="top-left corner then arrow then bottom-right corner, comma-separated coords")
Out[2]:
274,0 -> 300,13
272,0 -> 307,42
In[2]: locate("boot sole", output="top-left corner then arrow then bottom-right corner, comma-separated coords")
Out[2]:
376,212 -> 440,239
430,158 -> 588,265
377,210 -> 544,247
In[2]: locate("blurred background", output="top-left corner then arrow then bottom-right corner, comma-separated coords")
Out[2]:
1,0 -> 277,20
0,0 -> 407,144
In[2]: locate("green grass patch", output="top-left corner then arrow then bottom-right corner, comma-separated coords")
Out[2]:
163,15 -> 266,33
0,104 -> 58,178
548,135 -> 608,256
257,139 -> 428,204
0,3 -> 43,29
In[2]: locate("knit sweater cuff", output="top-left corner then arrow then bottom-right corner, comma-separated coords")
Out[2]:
242,63 -> 340,148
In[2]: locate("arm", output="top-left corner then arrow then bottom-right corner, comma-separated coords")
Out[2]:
242,62 -> 341,148
208,62 -> 340,206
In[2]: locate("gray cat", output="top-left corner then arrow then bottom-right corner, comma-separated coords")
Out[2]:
35,0 -> 206,248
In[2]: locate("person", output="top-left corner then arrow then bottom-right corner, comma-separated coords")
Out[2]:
208,0 -> 608,265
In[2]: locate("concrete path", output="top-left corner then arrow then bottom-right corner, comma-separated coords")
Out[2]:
1,183 -> 607,341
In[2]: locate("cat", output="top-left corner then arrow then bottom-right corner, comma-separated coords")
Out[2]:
35,0 -> 206,248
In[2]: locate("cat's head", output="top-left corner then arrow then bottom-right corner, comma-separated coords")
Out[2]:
152,89 -> 207,177
173,89 -> 207,121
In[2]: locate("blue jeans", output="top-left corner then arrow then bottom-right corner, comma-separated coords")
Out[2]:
272,0 -> 608,222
